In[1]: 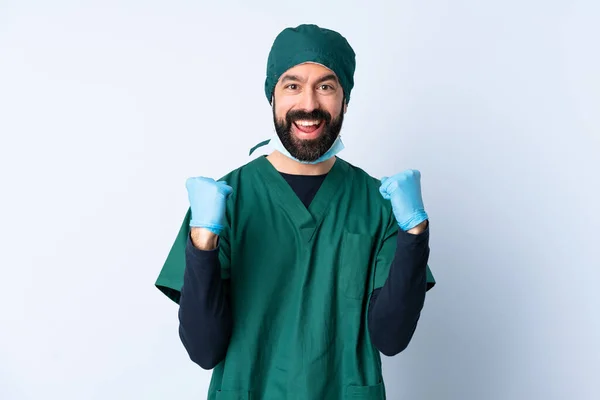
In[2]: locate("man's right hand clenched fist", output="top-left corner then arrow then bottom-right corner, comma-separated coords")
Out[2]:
185,177 -> 233,235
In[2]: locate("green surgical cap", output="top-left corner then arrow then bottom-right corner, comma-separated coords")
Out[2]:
264,24 -> 356,104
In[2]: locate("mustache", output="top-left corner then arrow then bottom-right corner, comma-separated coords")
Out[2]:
286,108 -> 332,124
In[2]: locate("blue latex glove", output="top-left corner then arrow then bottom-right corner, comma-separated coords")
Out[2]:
185,177 -> 233,235
379,170 -> 428,231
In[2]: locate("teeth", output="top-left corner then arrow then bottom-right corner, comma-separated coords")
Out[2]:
296,120 -> 321,126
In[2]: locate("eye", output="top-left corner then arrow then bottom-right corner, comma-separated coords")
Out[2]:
285,84 -> 299,90
319,84 -> 334,91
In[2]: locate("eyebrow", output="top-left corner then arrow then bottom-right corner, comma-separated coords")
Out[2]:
280,73 -> 339,85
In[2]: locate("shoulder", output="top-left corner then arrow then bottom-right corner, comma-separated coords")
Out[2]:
338,158 -> 397,235
217,157 -> 264,186
339,158 -> 384,194
338,158 -> 393,212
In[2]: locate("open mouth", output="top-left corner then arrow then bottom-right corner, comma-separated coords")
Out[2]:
293,119 -> 323,134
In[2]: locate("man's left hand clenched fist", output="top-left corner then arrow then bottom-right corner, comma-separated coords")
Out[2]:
379,169 -> 428,232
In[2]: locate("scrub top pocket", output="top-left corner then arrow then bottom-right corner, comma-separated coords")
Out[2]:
340,231 -> 374,300
215,390 -> 252,400
345,382 -> 385,399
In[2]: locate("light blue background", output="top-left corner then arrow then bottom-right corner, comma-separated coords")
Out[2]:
1,1 -> 598,399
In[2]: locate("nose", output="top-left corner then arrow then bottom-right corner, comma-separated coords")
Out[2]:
297,89 -> 319,112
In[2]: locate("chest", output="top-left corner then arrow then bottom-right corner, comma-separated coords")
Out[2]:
227,184 -> 385,310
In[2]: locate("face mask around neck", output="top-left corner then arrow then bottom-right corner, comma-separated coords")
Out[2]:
267,133 -> 345,165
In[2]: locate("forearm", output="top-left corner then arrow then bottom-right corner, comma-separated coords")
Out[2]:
368,223 -> 430,356
178,232 -> 232,369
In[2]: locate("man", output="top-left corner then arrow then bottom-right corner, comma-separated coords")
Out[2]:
155,23 -> 436,400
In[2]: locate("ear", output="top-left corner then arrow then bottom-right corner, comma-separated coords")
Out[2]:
343,102 -> 348,114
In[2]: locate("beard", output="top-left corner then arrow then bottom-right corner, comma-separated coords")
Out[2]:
273,100 -> 345,162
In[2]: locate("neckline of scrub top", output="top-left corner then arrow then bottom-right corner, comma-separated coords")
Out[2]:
253,155 -> 352,243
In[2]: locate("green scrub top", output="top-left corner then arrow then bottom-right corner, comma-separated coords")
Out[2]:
155,156 -> 435,400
